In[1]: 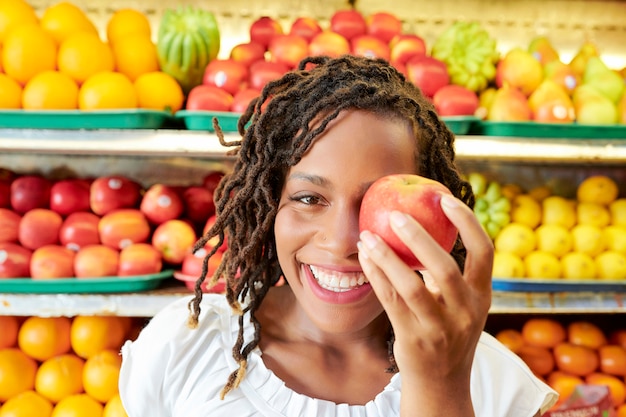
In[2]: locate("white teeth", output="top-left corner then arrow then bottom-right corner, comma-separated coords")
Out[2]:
309,265 -> 368,293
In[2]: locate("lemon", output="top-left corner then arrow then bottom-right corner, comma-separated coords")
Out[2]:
609,198 -> 626,226
542,196 -> 577,229
571,224 -> 606,257
604,225 -> 626,254
492,251 -> 525,278
524,251 -> 562,279
561,252 -> 597,279
576,175 -> 619,205
577,202 -> 611,227
535,224 -> 573,257
0,73 -> 22,108
511,194 -> 542,229
494,223 -> 537,257
595,251 -> 626,280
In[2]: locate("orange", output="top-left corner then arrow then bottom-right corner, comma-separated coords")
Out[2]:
576,175 -> 619,206
0,316 -> 19,348
0,0 -> 39,43
494,328 -> 525,354
70,316 -> 127,359
585,372 -> 626,407
2,24 -> 57,86
0,73 -> 22,108
134,71 -> 184,113
610,329 -> 626,349
106,9 -> 151,45
17,316 -> 72,362
112,34 -> 159,82
517,344 -> 555,377
58,32 -> 115,85
35,353 -> 85,404
618,403 -> 626,417
22,71 -> 79,110
598,344 -> 626,377
553,342 -> 600,376
103,393 -> 128,417
0,390 -> 53,417
546,370 -> 584,408
82,349 -> 122,403
78,71 -> 137,110
0,348 -> 38,402
50,393 -> 103,417
521,317 -> 567,349
40,1 -> 98,45
568,321 -> 608,349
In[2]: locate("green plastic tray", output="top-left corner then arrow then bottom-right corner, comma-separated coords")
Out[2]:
177,110 -> 242,132
492,277 -> 626,292
440,116 -> 480,135
0,270 -> 173,294
0,109 -> 175,130
470,120 -> 626,139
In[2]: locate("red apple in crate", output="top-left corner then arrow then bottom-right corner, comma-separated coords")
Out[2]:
330,10 -> 367,41
0,242 -> 32,278
99,208 -> 151,250
202,170 -> 225,192
249,16 -> 283,49
152,219 -> 197,265
248,60 -> 289,92
203,214 -> 228,253
433,85 -> 480,117
30,244 -> 75,279
0,180 -> 10,208
118,243 -> 162,276
182,186 -> 215,225
90,176 -> 142,216
389,34 -> 426,69
231,88 -> 261,113
10,175 -> 52,214
289,17 -> 322,43
59,211 -> 101,250
185,85 -> 234,112
308,31 -> 350,58
359,174 -> 458,270
203,59 -> 249,96
366,12 -> 402,43
179,249 -> 224,292
350,35 -> 390,60
0,208 -> 21,243
50,178 -> 91,216
405,55 -> 450,98
269,34 -> 309,69
140,184 -> 184,225
19,208 -> 63,250
74,244 -> 120,278
230,42 -> 266,67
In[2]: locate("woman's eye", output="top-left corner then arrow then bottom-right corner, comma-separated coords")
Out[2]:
291,194 -> 322,205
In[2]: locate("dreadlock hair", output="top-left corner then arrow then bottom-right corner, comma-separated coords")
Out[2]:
188,54 -> 475,399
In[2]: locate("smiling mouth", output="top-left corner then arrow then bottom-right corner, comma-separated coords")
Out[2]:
309,265 -> 369,292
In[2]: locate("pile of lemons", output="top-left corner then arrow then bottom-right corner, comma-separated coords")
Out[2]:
492,175 -> 626,280
0,0 -> 183,112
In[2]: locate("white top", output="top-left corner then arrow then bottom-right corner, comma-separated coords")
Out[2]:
119,294 -> 558,417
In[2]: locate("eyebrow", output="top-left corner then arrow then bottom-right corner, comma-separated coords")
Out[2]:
287,172 -> 374,196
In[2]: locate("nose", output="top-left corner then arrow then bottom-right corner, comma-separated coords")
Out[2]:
317,202 -> 360,259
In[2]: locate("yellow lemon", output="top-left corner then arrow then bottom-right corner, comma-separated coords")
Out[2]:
22,70 -> 79,110
134,71 -> 184,112
542,196 -> 577,229
112,34 -> 159,82
528,185 -> 552,202
0,73 -> 22,108
561,252 -> 597,279
49,393 -> 103,417
609,198 -> 626,226
577,202 -> 611,227
571,224 -> 606,257
58,32 -> 115,85
2,23 -> 57,86
0,0 -> 39,43
595,251 -> 626,280
604,225 -> 626,254
40,1 -> 98,44
535,224 -> 573,258
494,223 -> 537,257
576,175 -> 619,205
103,393 -> 128,417
492,251 -> 525,278
79,71 -> 137,110
524,251 -> 562,279
106,8 -> 151,45
511,194 -> 542,229
0,390 -> 53,417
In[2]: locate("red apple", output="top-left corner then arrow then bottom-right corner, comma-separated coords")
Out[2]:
30,244 -> 75,279
18,208 -> 63,250
405,55 -> 450,98
90,176 -> 142,216
389,34 -> 427,69
59,211 -> 101,250
289,17 -> 323,43
433,85 -> 480,117
230,42 -> 266,67
202,59 -> 249,96
268,34 -> 309,69
359,174 -> 458,270
117,243 -> 162,276
140,184 -> 184,225
0,208 -> 21,243
10,175 -> 52,214
308,31 -> 350,58
248,60 -> 289,91
249,16 -> 283,49
181,186 -> 215,225
50,178 -> 91,216
73,244 -> 119,278
152,219 -> 197,265
180,248 -> 224,291
99,208 -> 151,250
202,171 -> 225,192
366,12 -> 402,43
0,242 -> 32,278
350,35 -> 390,60
0,180 -> 10,208
185,84 -> 234,112
231,87 -> 261,113
330,10 -> 367,41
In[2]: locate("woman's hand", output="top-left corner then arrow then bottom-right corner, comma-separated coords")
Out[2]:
357,193 -> 493,416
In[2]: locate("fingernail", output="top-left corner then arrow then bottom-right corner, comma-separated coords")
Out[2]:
359,231 -> 378,249
440,193 -> 460,208
357,241 -> 369,259
389,211 -> 407,227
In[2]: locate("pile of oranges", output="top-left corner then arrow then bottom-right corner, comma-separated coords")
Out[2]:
495,318 -> 626,415
0,314 -> 141,417
0,0 -> 183,112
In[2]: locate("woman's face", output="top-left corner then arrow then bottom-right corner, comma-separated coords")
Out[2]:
274,109 -> 417,335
